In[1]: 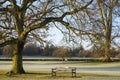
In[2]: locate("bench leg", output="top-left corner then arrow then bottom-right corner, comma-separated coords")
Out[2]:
72,69 -> 76,77
52,69 -> 56,77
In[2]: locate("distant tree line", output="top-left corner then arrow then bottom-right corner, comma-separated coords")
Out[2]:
0,48 -> 2,55
1,43 -> 120,59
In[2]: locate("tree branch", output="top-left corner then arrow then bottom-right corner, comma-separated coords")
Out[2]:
61,0 -> 93,18
0,38 -> 18,47
21,0 -> 34,10
20,0 -> 93,42
0,0 -> 8,5
0,25 -> 15,30
26,0 -> 93,31
9,0 -> 17,6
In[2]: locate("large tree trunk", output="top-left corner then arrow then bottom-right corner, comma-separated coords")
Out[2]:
103,28 -> 112,62
103,41 -> 111,62
97,0 -> 113,62
8,41 -> 25,74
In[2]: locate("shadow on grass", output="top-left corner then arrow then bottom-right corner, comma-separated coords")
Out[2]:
26,72 -> 51,75
25,71 -> 82,79
51,76 -> 82,78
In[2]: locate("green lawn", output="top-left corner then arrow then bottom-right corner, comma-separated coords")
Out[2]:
0,70 -> 120,80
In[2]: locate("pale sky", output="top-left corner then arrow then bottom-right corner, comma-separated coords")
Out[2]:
46,25 -> 91,49
47,26 -> 63,46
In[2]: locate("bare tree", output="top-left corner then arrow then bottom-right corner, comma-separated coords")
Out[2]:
0,0 -> 93,74
62,0 -> 120,62
52,46 -> 70,60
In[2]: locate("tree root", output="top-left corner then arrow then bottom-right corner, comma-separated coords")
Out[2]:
101,56 -> 113,62
6,69 -> 25,76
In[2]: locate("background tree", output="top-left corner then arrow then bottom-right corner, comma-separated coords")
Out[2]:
3,45 -> 14,56
52,46 -> 70,60
43,44 -> 56,56
0,48 -> 2,55
90,46 -> 105,58
0,0 -> 93,74
70,45 -> 84,56
23,42 -> 43,56
62,0 -> 120,62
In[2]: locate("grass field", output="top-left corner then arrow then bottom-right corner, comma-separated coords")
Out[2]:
0,70 -> 120,80
0,61 -> 120,80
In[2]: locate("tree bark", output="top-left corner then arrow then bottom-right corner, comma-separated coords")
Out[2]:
7,41 -> 25,74
102,28 -> 112,62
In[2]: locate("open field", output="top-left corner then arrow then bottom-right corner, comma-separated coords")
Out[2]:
0,61 -> 120,80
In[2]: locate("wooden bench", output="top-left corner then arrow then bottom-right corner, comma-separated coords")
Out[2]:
51,67 -> 76,77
